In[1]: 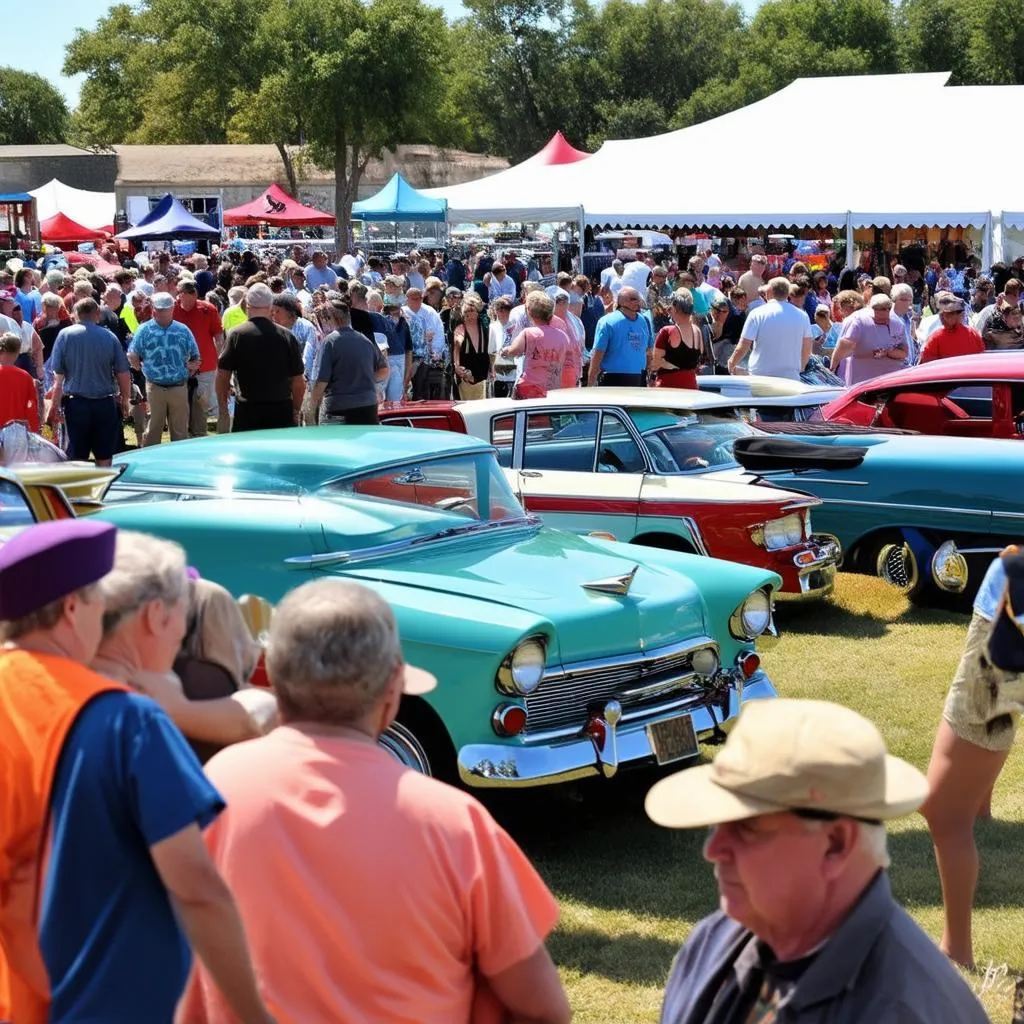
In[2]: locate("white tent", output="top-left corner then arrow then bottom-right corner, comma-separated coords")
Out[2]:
29,178 -> 116,233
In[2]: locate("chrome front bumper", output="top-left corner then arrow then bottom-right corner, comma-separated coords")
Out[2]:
457,670 -> 777,788
775,535 -> 841,601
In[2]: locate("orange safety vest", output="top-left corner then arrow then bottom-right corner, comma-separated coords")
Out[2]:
0,649 -> 127,1024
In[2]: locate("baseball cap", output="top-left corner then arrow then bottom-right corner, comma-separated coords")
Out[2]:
152,292 -> 175,310
937,294 -> 966,313
645,698 -> 928,829
402,663 -> 437,695
0,286 -> 16,302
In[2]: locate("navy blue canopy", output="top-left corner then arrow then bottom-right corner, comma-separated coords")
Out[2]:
116,194 -> 219,241
352,173 -> 446,223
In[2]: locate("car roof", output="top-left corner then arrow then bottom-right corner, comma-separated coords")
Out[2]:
455,389 -> 742,417
849,352 -> 1024,395
695,374 -> 841,399
113,426 -> 491,491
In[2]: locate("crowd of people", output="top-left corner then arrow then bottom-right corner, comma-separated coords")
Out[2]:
2,243 -> 1021,454
3,513 -> 1015,1022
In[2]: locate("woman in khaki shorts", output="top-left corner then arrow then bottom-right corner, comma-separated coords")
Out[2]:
921,552 -> 1023,968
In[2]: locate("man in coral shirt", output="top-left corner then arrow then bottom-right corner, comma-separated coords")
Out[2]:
174,278 -> 225,436
919,294 -> 985,363
180,578 -> 571,1024
0,333 -> 39,431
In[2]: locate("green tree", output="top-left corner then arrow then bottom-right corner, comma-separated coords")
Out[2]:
0,68 -> 70,145
675,0 -> 900,127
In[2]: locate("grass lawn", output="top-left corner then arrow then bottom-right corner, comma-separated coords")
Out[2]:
491,574 -> 1023,1022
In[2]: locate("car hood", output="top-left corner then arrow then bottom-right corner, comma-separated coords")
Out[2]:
339,527 -> 710,665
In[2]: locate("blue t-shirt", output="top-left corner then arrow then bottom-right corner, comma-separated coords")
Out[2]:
50,322 -> 131,398
42,691 -> 224,1022
15,288 -> 41,322
974,557 -> 1006,621
129,319 -> 200,385
593,310 -> 654,373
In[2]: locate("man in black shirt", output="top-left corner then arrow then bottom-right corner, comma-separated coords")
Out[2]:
216,283 -> 304,433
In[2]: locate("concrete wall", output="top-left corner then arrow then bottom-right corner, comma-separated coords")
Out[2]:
115,182 -> 384,216
0,154 -> 117,194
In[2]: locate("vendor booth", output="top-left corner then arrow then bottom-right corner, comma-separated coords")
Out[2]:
222,184 -> 334,229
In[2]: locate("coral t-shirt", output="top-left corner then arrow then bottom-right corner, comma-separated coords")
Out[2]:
513,324 -> 572,395
179,727 -> 559,1024
918,323 -> 985,363
0,364 -> 39,432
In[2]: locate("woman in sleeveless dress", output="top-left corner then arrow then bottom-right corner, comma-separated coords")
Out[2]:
651,290 -> 703,389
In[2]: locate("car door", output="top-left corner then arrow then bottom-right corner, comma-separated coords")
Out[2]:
509,409 -> 644,542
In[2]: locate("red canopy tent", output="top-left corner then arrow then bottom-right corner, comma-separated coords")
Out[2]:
222,184 -> 334,227
40,211 -> 110,245
527,131 -> 591,167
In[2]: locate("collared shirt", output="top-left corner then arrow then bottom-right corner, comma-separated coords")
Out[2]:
50,322 -> 130,398
128,319 -> 199,385
404,304 -> 446,361
291,317 -> 320,379
660,872 -> 987,1024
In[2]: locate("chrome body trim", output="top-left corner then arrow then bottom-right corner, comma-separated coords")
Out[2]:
818,497 -> 1024,518
678,516 -> 710,557
458,671 -> 777,787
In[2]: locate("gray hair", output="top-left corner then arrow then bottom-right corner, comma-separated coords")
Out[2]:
800,817 -> 890,869
246,283 -> 274,310
267,579 -> 402,725
769,277 -> 792,301
41,292 -> 62,310
99,530 -> 189,636
890,283 -> 913,302
0,584 -> 101,641
45,269 -> 65,291
228,285 -> 247,305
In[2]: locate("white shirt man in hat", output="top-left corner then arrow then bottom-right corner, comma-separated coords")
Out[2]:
0,519 -> 271,1024
646,698 -> 986,1024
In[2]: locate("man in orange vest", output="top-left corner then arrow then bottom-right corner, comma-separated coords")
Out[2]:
0,519 -> 272,1024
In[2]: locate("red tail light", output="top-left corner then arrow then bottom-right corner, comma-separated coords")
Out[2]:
584,716 -> 607,751
737,652 -> 760,679
492,703 -> 528,737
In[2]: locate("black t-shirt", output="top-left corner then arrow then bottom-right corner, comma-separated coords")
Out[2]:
218,316 -> 303,403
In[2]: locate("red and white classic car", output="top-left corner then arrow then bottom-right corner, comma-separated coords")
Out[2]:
378,390 -> 841,600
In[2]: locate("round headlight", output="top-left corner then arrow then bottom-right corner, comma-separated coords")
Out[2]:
497,638 -> 547,695
762,514 -> 805,550
691,647 -> 720,676
730,589 -> 772,640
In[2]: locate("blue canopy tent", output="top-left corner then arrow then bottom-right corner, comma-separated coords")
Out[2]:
352,173 -> 447,223
116,193 -> 220,242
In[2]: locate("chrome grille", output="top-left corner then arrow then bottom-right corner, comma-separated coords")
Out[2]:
524,637 -> 718,736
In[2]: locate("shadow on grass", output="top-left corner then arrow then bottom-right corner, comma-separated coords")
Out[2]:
775,593 -> 967,639
485,776 -> 1024,924
547,926 -> 681,986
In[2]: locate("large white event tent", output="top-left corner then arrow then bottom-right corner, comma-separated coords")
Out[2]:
29,178 -> 117,234
427,73 -> 1024,264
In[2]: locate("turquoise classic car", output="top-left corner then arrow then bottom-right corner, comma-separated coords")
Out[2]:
98,426 -> 780,787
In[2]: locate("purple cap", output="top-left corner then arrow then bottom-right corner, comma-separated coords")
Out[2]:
186,566 -> 201,581
0,520 -> 117,620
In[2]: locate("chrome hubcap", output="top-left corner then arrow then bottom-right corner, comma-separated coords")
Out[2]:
377,722 -> 431,774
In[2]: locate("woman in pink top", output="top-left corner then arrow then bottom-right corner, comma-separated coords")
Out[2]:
501,291 -> 572,398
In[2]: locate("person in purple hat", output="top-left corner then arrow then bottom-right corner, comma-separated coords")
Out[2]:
0,520 -> 272,1024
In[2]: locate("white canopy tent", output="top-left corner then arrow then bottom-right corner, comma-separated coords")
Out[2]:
428,72 -> 1024,263
29,178 -> 116,233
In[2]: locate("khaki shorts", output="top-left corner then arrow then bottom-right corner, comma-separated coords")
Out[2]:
943,612 -> 1024,752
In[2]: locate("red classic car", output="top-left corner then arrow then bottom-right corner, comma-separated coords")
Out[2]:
378,392 -> 841,600
822,353 -> 1024,438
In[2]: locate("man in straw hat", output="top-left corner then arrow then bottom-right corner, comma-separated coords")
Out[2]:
180,578 -> 570,1024
0,520 -> 272,1024
646,698 -> 985,1023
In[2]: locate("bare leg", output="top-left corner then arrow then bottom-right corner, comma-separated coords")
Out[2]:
976,783 -> 994,821
920,719 -> 1009,968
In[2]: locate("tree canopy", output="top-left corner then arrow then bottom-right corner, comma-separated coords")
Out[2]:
0,68 -> 70,146
58,0 -> 1023,178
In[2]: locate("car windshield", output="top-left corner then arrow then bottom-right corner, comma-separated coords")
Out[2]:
322,452 -> 528,522
0,478 -> 36,528
641,413 -> 760,473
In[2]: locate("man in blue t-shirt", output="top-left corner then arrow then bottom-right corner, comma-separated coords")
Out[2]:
588,287 -> 654,387
0,519 -> 272,1024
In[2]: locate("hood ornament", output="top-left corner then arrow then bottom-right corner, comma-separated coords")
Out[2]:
582,565 -> 639,596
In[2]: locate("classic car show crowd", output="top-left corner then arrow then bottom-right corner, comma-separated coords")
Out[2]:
1,240 -> 1023,1023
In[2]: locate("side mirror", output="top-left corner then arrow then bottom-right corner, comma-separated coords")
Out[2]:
237,594 -> 273,646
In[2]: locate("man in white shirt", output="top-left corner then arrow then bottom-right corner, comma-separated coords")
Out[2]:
403,288 -> 446,362
728,277 -> 812,380
600,259 -> 625,296
488,263 -> 517,302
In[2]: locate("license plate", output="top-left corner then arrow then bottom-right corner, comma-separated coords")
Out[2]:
647,715 -> 699,765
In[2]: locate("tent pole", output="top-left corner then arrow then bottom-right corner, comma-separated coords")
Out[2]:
845,211 -> 854,271
578,206 -> 586,270
982,211 -> 993,271
992,211 -> 1004,266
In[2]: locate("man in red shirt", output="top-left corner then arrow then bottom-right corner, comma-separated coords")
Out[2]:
174,279 -> 224,437
919,294 -> 985,363
0,332 -> 39,431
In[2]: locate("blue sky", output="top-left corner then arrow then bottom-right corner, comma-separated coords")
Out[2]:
25,0 -> 764,108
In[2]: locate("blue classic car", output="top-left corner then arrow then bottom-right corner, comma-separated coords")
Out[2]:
97,427 -> 780,787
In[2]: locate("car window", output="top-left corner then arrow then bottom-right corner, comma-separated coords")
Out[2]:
491,414 -> 515,467
382,415 -> 455,431
523,411 -> 599,472
641,414 -> 758,473
326,453 -> 524,521
0,478 -> 36,528
598,413 -> 646,473
946,385 -> 993,418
